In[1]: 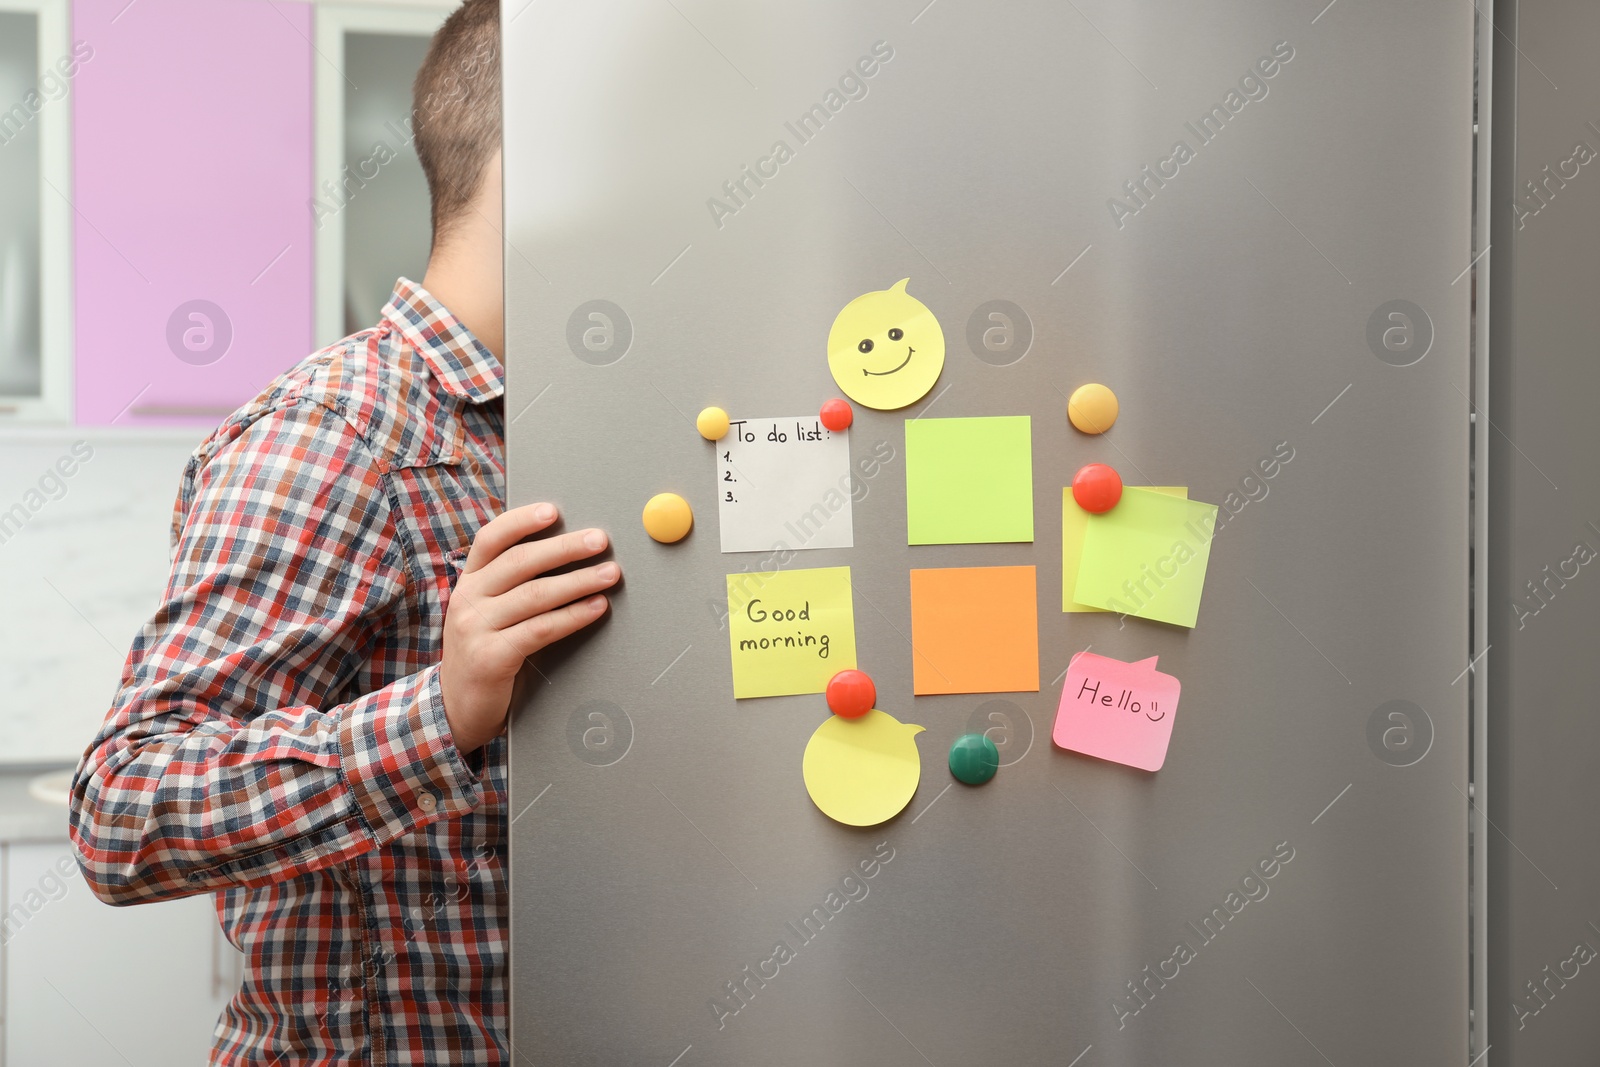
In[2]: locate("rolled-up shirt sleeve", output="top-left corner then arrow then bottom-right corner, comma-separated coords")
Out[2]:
70,396 -> 480,905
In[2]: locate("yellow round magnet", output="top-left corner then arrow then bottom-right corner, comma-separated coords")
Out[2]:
696,406 -> 730,441
642,492 -> 693,543
1068,383 -> 1119,434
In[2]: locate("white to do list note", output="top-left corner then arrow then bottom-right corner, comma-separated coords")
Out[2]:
716,416 -> 854,554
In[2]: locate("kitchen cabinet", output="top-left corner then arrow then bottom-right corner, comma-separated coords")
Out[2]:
0,0 -> 73,422
1,840 -> 238,1066
71,0 -> 314,426
313,3 -> 450,349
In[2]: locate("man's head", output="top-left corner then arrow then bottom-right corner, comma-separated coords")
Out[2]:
412,0 -> 501,249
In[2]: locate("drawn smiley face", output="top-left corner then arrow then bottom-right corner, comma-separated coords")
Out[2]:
826,279 -> 946,410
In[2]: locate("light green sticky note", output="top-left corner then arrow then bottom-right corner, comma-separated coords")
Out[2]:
905,416 -> 1033,544
1074,487 -> 1219,628
1063,486 -> 1187,612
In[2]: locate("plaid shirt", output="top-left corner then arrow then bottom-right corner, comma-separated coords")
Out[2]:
70,279 -> 510,1065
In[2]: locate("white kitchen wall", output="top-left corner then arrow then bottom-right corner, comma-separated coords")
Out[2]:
0,429 -> 201,764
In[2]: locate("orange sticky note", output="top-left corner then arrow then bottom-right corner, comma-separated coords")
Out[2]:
909,566 -> 1040,695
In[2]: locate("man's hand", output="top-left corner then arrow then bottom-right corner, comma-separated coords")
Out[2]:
440,503 -> 619,753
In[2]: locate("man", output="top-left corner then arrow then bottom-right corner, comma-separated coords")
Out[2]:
68,3 -> 598,1062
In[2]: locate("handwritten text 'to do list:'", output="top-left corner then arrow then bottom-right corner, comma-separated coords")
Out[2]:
716,416 -> 854,554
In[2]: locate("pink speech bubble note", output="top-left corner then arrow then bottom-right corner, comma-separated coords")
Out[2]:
1052,652 -> 1182,772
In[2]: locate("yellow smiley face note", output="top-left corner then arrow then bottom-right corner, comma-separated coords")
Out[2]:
826,279 -> 946,410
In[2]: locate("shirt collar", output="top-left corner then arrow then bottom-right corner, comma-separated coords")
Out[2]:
381,277 -> 504,404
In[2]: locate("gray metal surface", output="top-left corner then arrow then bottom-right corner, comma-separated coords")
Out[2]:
1487,0 -> 1600,1062
505,3 -> 1473,1063
1470,2 -> 1494,1056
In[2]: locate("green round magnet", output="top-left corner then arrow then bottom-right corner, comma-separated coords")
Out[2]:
948,733 -> 999,786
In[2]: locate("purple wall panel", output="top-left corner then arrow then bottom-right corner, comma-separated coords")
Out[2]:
73,0 -> 312,425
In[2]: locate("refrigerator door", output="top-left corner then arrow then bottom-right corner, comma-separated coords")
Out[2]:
505,3 -> 1472,1063
1488,0 -> 1600,1060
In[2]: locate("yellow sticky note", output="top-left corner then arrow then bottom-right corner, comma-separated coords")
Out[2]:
726,566 -> 857,698
1063,487 -> 1187,612
802,709 -> 925,826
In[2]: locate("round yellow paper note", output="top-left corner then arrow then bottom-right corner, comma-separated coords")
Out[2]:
802,708 -> 925,826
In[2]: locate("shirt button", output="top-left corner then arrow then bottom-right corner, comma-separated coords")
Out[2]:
418,791 -> 438,813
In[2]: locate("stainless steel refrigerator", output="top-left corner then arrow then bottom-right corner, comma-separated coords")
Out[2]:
503,2 -> 1477,1062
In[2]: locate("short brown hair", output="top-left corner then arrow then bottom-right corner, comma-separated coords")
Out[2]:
412,0 -> 501,246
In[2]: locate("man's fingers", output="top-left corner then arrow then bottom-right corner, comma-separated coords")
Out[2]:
475,527 -> 610,596
488,561 -> 621,628
463,503 -> 561,573
504,594 -> 610,656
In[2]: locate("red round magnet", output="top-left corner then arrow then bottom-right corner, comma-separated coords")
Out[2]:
1072,463 -> 1123,514
819,398 -> 854,432
826,669 -> 876,718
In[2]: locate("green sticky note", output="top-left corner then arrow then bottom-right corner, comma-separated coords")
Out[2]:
1074,487 -> 1219,628
1063,486 -> 1187,612
905,416 -> 1034,544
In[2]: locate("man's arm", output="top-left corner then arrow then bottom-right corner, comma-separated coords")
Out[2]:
69,398 -> 618,904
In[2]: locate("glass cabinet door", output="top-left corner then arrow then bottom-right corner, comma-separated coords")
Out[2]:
0,0 -> 71,421
314,6 -> 450,349
341,31 -> 434,338
0,10 -> 44,409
